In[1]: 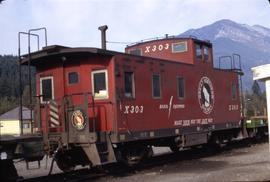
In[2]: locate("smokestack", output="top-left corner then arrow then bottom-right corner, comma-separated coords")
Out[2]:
98,25 -> 108,50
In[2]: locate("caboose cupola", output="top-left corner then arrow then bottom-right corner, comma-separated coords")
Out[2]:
125,37 -> 213,65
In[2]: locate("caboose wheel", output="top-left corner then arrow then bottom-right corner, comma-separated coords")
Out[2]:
0,159 -> 20,181
55,150 -> 75,172
120,144 -> 151,166
170,145 -> 180,152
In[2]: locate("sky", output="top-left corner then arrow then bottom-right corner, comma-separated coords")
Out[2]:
0,0 -> 270,55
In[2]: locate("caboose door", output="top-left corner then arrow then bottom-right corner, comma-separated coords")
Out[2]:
66,93 -> 96,144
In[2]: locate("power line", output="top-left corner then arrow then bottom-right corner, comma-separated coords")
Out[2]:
106,41 -> 133,45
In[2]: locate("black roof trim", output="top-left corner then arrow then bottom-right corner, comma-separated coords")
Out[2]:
21,45 -> 116,65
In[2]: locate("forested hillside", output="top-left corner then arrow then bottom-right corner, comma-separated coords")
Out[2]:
0,55 -> 35,114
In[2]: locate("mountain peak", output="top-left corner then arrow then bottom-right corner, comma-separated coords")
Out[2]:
180,19 -> 270,46
179,19 -> 270,90
213,19 -> 238,26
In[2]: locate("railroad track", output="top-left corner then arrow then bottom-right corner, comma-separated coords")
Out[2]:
20,138 -> 266,182
20,168 -> 106,182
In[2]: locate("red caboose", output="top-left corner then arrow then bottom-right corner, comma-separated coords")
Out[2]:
22,34 -> 243,170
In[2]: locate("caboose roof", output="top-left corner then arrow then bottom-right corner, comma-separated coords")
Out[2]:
20,45 -> 116,66
126,36 -> 212,49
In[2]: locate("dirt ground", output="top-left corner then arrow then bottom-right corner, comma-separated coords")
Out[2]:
16,141 -> 270,181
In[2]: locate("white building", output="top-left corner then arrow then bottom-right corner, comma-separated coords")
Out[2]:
0,106 -> 32,136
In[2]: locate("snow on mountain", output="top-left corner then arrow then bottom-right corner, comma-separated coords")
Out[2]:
251,25 -> 270,37
179,19 -> 270,90
181,19 -> 270,54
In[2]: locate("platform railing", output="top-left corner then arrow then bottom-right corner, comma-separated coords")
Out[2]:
218,54 -> 243,73
218,54 -> 244,117
37,92 -> 97,136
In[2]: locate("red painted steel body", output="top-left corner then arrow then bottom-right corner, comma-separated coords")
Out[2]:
25,37 -> 241,143
114,55 -> 240,132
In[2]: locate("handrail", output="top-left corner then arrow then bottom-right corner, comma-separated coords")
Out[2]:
126,34 -> 210,48
18,32 -> 40,55
218,55 -> 232,69
127,35 -> 178,47
18,32 -> 39,135
27,28 -> 48,134
28,27 -> 47,48
233,53 -> 242,70
64,92 -> 92,97
218,54 -> 242,71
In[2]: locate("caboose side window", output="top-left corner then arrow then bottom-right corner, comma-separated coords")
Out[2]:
68,72 -> 79,84
195,44 -> 202,59
40,76 -> 54,103
152,74 -> 161,98
172,41 -> 187,53
124,72 -> 135,98
129,49 -> 142,56
232,83 -> 237,100
203,46 -> 209,61
177,77 -> 185,99
92,70 -> 108,99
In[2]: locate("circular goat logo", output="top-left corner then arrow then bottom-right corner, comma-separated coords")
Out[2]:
198,77 -> 214,114
71,110 -> 86,130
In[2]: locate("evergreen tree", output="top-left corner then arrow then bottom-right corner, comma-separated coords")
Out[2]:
244,81 -> 266,117
0,55 -> 35,114
252,80 -> 262,98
